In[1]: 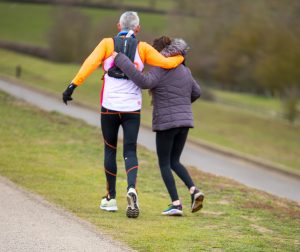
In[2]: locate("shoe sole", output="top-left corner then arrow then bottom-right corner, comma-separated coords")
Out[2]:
191,193 -> 204,213
161,209 -> 183,216
99,205 -> 118,212
126,192 -> 139,218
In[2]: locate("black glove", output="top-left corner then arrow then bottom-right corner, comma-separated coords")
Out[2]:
62,83 -> 77,105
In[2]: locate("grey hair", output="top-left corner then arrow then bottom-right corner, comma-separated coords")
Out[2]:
119,11 -> 140,31
161,38 -> 189,57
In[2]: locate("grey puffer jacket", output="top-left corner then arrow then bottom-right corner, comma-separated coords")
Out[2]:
114,39 -> 201,131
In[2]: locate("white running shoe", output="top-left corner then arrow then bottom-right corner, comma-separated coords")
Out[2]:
126,188 -> 139,218
99,196 -> 118,212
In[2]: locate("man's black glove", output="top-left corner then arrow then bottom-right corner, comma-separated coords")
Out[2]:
62,83 -> 77,105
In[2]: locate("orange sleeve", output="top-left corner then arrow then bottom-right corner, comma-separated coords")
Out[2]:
71,38 -> 114,85
138,41 -> 184,69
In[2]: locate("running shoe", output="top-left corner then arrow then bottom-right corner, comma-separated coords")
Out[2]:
162,204 -> 183,216
126,188 -> 139,218
99,196 -> 118,212
191,188 -> 204,213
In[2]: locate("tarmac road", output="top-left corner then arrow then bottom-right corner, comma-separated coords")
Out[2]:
0,176 -> 134,252
1,79 -> 300,202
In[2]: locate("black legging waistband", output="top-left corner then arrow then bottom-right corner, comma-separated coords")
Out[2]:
101,106 -> 140,114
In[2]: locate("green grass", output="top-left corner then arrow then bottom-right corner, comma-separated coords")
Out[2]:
0,3 -> 52,46
0,91 -> 299,251
191,102 -> 300,170
88,0 -> 175,10
0,2 -> 168,46
213,89 -> 283,119
0,48 -> 299,171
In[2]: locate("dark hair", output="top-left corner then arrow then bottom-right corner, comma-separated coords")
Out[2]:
152,36 -> 171,52
149,36 -> 172,103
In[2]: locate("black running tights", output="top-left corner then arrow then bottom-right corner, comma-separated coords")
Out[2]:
156,127 -> 195,202
101,107 -> 140,199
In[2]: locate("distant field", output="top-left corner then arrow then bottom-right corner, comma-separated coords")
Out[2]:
0,91 -> 299,252
0,3 -> 52,46
100,0 -> 175,9
0,48 -> 299,171
213,89 -> 283,119
0,2 -> 168,46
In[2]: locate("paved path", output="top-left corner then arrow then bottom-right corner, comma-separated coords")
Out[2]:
0,176 -> 134,252
1,79 -> 300,202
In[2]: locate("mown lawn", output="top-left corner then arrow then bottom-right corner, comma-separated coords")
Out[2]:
0,48 -> 299,171
0,91 -> 299,251
213,89 -> 282,118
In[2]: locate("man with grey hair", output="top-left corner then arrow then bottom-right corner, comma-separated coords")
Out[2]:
119,11 -> 140,31
62,11 -> 184,218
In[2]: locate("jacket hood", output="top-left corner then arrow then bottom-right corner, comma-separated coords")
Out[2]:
160,38 -> 189,57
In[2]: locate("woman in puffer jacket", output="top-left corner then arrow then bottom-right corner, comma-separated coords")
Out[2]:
113,36 -> 204,216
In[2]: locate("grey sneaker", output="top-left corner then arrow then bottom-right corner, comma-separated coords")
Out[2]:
126,188 -> 139,218
161,204 -> 183,216
191,188 -> 204,213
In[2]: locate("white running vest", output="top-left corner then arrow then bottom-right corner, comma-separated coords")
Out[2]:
101,48 -> 144,111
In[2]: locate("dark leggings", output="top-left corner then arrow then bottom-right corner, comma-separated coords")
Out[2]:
101,107 -> 140,199
156,127 -> 195,202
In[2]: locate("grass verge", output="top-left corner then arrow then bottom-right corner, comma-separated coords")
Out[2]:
212,89 -> 283,118
0,48 -> 299,171
0,91 -> 299,251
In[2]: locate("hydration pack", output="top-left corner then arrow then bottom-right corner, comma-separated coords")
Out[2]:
107,36 -> 138,79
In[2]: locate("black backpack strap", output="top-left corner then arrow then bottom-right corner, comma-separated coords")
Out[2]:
108,36 -> 138,79
113,36 -> 138,62
113,36 -> 124,54
126,38 -> 139,62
